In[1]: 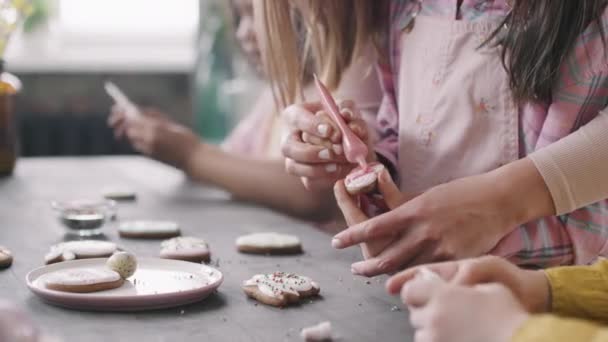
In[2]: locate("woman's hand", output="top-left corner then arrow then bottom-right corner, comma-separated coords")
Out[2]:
331,171 -> 525,277
108,106 -> 201,170
386,256 -> 551,313
281,100 -> 374,191
401,274 -> 529,342
334,168 -> 412,259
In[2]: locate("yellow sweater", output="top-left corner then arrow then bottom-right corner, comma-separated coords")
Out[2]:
513,259 -> 608,342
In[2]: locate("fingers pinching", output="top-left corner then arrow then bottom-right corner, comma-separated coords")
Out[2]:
282,133 -> 340,164
315,110 -> 341,143
283,103 -> 334,139
338,99 -> 360,122
334,180 -> 369,226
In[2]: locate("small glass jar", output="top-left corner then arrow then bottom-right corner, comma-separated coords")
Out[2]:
51,199 -> 117,236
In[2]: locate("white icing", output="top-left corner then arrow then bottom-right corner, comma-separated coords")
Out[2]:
236,233 -> 300,248
160,236 -> 209,257
45,241 -> 117,262
119,221 -> 179,234
345,163 -> 385,193
300,321 -> 332,341
45,268 -> 120,286
106,252 -> 137,279
243,272 -> 318,298
346,172 -> 377,188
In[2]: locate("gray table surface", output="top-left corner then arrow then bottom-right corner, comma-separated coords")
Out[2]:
0,157 -> 413,342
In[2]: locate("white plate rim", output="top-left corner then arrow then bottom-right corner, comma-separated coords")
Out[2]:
25,257 -> 223,310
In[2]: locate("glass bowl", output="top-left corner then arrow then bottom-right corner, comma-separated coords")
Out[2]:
51,199 -> 116,236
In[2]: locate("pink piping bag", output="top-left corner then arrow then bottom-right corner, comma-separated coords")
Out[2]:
313,74 -> 368,168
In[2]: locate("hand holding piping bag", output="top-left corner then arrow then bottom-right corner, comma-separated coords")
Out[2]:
104,81 -> 142,122
281,79 -> 373,192
313,74 -> 369,168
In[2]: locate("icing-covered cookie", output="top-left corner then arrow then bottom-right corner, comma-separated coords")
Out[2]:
236,232 -> 302,255
44,268 -> 124,293
106,252 -> 137,279
160,236 -> 211,263
242,272 -> 320,307
0,246 -> 12,269
44,241 -> 118,264
344,162 -> 385,195
118,220 -> 181,239
102,187 -> 137,201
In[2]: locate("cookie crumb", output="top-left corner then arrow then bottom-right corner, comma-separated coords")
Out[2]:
390,306 -> 401,312
365,280 -> 371,285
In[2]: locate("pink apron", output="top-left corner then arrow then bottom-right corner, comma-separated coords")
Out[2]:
397,15 -> 519,193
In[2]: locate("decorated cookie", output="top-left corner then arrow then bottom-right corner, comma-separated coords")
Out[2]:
118,220 -> 181,239
44,240 -> 118,264
102,187 -> 137,201
0,246 -> 12,269
242,272 -> 320,307
106,252 -> 137,279
44,268 -> 124,293
236,232 -> 302,255
160,236 -> 211,263
344,162 -> 385,195
300,321 -> 332,341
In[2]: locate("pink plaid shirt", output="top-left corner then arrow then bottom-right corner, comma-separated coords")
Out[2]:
375,0 -> 608,267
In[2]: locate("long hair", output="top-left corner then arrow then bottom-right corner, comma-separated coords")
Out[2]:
257,0 -> 388,108
260,1 -> 608,108
490,0 -> 608,103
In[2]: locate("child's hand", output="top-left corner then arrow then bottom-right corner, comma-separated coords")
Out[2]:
281,100 -> 373,191
108,106 -> 201,170
401,275 -> 530,342
386,256 -> 551,313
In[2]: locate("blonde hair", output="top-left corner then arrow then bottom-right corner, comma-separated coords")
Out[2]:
257,0 -> 388,108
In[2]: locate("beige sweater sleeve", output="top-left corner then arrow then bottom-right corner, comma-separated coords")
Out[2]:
529,109 -> 608,215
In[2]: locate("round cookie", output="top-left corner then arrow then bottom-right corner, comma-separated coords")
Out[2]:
236,232 -> 302,255
0,246 -> 13,269
44,268 -> 124,293
44,240 -> 118,264
344,162 -> 385,195
160,236 -> 211,263
118,220 -> 180,239
106,252 -> 137,278
243,272 -> 320,307
102,187 -> 137,201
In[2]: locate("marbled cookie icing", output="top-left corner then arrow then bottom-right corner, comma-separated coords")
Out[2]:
106,252 -> 137,279
244,272 -> 319,298
344,162 -> 385,194
45,269 -> 121,286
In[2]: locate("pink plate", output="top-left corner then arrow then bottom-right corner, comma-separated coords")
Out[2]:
26,258 -> 223,311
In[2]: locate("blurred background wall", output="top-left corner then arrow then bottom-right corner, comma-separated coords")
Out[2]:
5,0 -> 260,156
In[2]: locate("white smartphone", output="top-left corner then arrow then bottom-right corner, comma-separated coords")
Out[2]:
104,81 -> 141,120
